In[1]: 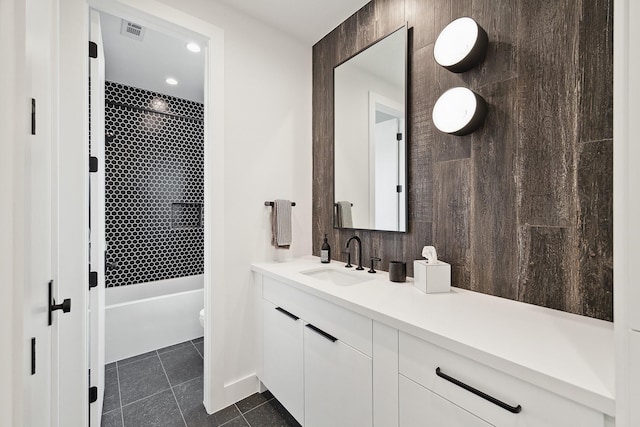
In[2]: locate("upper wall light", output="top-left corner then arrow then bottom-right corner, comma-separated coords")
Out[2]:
165,77 -> 178,85
434,17 -> 488,73
186,42 -> 201,53
432,87 -> 487,135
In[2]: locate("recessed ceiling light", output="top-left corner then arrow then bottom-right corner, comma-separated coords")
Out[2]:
186,42 -> 201,53
150,97 -> 168,112
165,77 -> 178,85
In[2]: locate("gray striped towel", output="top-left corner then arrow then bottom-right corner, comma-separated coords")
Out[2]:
336,201 -> 353,228
271,199 -> 292,249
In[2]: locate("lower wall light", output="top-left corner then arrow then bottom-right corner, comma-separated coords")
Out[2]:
432,87 -> 487,136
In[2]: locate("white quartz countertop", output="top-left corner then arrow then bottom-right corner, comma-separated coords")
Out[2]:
251,256 -> 615,416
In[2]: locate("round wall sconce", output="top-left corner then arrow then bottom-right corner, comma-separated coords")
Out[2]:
434,17 -> 488,73
432,87 -> 487,135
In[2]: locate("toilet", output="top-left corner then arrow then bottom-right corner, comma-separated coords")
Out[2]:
199,308 -> 205,327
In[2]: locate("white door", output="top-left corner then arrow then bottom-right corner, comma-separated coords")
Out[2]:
55,0 -> 90,424
24,0 -> 55,425
89,9 -> 106,426
24,0 -> 88,425
368,92 -> 406,232
373,118 -> 400,230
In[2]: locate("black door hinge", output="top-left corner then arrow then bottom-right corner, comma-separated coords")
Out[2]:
89,156 -> 98,173
89,41 -> 98,59
396,132 -> 402,141
89,271 -> 98,289
31,338 -> 36,375
396,185 -> 403,193
89,386 -> 98,403
31,98 -> 36,135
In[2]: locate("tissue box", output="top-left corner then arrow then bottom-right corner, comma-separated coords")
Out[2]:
413,260 -> 451,293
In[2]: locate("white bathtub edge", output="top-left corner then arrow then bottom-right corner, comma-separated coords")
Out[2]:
105,287 -> 204,363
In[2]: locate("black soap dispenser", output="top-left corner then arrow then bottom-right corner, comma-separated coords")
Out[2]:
321,234 -> 331,263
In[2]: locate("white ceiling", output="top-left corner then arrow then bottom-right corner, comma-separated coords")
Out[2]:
215,0 -> 371,44
100,11 -> 205,103
99,1 -> 371,103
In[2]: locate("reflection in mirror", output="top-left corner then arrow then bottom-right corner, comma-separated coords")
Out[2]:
334,26 -> 407,232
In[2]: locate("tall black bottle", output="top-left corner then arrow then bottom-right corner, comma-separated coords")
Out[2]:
320,234 -> 331,263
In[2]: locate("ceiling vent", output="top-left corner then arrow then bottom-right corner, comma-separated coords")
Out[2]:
120,20 -> 146,41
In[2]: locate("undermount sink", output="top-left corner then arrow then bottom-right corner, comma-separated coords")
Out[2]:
301,267 -> 373,286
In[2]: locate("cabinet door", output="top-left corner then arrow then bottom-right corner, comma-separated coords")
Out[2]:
399,375 -> 491,427
304,323 -> 372,427
262,300 -> 304,424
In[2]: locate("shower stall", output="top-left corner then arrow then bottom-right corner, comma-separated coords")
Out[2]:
101,81 -> 205,362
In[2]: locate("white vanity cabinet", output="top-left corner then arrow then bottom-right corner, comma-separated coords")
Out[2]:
629,331 -> 640,423
252,259 -> 614,427
399,332 -> 604,427
260,275 -> 373,427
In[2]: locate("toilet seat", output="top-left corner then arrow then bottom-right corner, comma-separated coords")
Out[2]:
199,308 -> 205,327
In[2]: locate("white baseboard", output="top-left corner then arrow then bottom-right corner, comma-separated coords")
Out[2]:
212,374 -> 261,413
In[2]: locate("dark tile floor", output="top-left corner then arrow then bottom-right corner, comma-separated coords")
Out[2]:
102,338 -> 300,427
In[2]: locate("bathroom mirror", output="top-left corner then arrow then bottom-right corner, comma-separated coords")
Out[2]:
333,26 -> 407,232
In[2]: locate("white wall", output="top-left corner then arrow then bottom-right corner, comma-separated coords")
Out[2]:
0,0 -> 26,425
614,0 -> 640,425
156,0 -> 312,399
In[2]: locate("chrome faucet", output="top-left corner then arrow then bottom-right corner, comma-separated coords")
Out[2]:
346,236 -> 365,270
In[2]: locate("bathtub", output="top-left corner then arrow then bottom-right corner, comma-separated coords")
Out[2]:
105,274 -> 204,363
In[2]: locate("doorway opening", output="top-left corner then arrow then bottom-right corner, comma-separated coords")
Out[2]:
82,2 -> 225,425
368,92 -> 406,232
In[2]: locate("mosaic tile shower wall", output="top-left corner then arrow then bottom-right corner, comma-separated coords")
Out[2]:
104,81 -> 204,287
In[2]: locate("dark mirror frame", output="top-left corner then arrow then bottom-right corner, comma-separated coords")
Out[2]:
332,24 -> 409,233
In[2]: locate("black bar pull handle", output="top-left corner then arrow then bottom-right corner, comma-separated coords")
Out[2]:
435,367 -> 522,414
48,280 -> 71,326
305,324 -> 337,342
275,306 -> 299,321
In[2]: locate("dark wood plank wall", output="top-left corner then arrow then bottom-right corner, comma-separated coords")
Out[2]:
312,0 -> 613,320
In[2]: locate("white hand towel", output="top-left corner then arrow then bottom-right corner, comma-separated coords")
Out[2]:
272,199 -> 292,249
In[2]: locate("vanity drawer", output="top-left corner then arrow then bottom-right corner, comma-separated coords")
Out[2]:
399,374 -> 491,427
398,332 -> 603,427
263,276 -> 372,356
